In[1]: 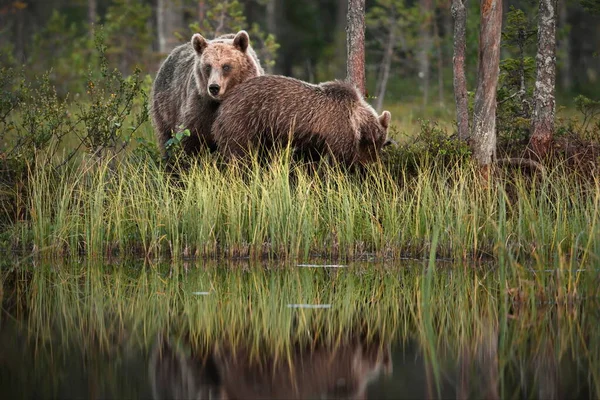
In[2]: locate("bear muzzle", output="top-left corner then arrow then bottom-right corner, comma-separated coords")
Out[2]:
208,84 -> 221,97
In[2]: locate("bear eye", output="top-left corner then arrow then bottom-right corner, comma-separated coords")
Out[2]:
222,64 -> 232,73
204,65 -> 211,74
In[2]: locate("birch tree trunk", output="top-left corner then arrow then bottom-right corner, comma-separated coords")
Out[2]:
157,0 -> 184,55
452,0 -> 469,141
347,0 -> 367,97
418,0 -> 433,107
530,0 -> 558,159
471,0 -> 502,178
375,15 -> 396,112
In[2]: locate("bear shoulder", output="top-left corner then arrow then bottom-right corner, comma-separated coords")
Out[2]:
318,80 -> 360,103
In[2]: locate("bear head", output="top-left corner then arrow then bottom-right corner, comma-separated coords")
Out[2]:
191,30 -> 263,101
355,106 -> 392,164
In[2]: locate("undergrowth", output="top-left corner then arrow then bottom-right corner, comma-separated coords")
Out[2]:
2,151 -> 597,267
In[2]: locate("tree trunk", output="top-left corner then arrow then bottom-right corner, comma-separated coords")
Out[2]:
418,0 -> 433,107
88,0 -> 97,36
452,0 -> 469,141
471,0 -> 502,173
157,0 -> 184,55
346,0 -> 367,97
198,0 -> 206,21
530,0 -> 558,159
265,0 -> 277,74
375,14 -> 396,112
433,12 -> 444,107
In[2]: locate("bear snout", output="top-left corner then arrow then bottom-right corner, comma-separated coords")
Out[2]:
208,84 -> 221,96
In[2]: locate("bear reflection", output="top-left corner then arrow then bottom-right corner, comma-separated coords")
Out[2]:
149,334 -> 391,400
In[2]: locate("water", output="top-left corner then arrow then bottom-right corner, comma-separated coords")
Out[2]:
1,260 -> 598,399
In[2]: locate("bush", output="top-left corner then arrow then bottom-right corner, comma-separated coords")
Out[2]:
383,120 -> 471,176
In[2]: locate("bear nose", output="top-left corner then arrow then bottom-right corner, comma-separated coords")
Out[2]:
208,84 -> 220,96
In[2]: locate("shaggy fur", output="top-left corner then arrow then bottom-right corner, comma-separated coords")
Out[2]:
151,31 -> 264,157
212,75 -> 392,166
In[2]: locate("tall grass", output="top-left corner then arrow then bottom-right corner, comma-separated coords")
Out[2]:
19,153 -> 600,267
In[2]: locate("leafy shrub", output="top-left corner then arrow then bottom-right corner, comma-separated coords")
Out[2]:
0,31 -> 150,225
383,120 -> 471,176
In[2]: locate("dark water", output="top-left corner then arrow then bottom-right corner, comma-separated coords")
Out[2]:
1,262 -> 598,399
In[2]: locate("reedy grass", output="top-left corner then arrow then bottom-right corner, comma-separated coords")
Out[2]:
18,152 -> 600,271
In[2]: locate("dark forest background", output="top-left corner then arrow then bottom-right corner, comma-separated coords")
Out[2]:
1,0 -> 599,109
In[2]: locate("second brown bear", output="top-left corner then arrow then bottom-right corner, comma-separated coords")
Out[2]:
212,75 -> 392,166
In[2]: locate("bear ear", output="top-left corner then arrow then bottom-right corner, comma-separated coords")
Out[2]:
233,30 -> 249,53
378,111 -> 391,130
192,34 -> 208,55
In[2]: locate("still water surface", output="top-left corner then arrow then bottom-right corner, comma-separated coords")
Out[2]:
0,260 -> 597,399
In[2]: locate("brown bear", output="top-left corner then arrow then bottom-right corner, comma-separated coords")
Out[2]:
151,31 -> 264,158
211,75 -> 392,166
149,334 -> 392,400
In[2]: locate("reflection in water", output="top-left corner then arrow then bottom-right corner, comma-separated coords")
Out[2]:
456,322 -> 499,400
1,261 -> 599,399
149,334 -> 392,400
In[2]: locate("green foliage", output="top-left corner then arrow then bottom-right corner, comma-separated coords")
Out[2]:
0,66 -> 19,136
366,0 -> 422,90
76,31 -> 149,159
557,95 -> 600,141
104,0 -> 154,73
0,43 -> 16,70
28,10 -> 97,96
188,0 -> 279,72
164,126 -> 191,159
0,31 -> 150,225
502,7 -> 537,50
384,120 -> 471,175
580,0 -> 600,15
247,23 -> 280,72
195,0 -> 246,35
496,7 -> 538,149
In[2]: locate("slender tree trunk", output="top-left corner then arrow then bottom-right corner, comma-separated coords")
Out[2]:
88,0 -> 97,36
347,0 -> 367,97
157,0 -> 184,55
558,0 -> 571,91
530,0 -> 558,159
418,0 -> 433,107
433,13 -> 444,107
375,15 -> 396,112
198,0 -> 206,21
265,0 -> 277,74
472,0 -> 503,178
452,0 -> 469,141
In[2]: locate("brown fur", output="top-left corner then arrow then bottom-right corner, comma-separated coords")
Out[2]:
149,335 -> 392,400
212,75 -> 392,166
151,31 -> 264,158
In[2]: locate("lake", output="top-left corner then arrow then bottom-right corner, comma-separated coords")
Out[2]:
1,260 -> 598,399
